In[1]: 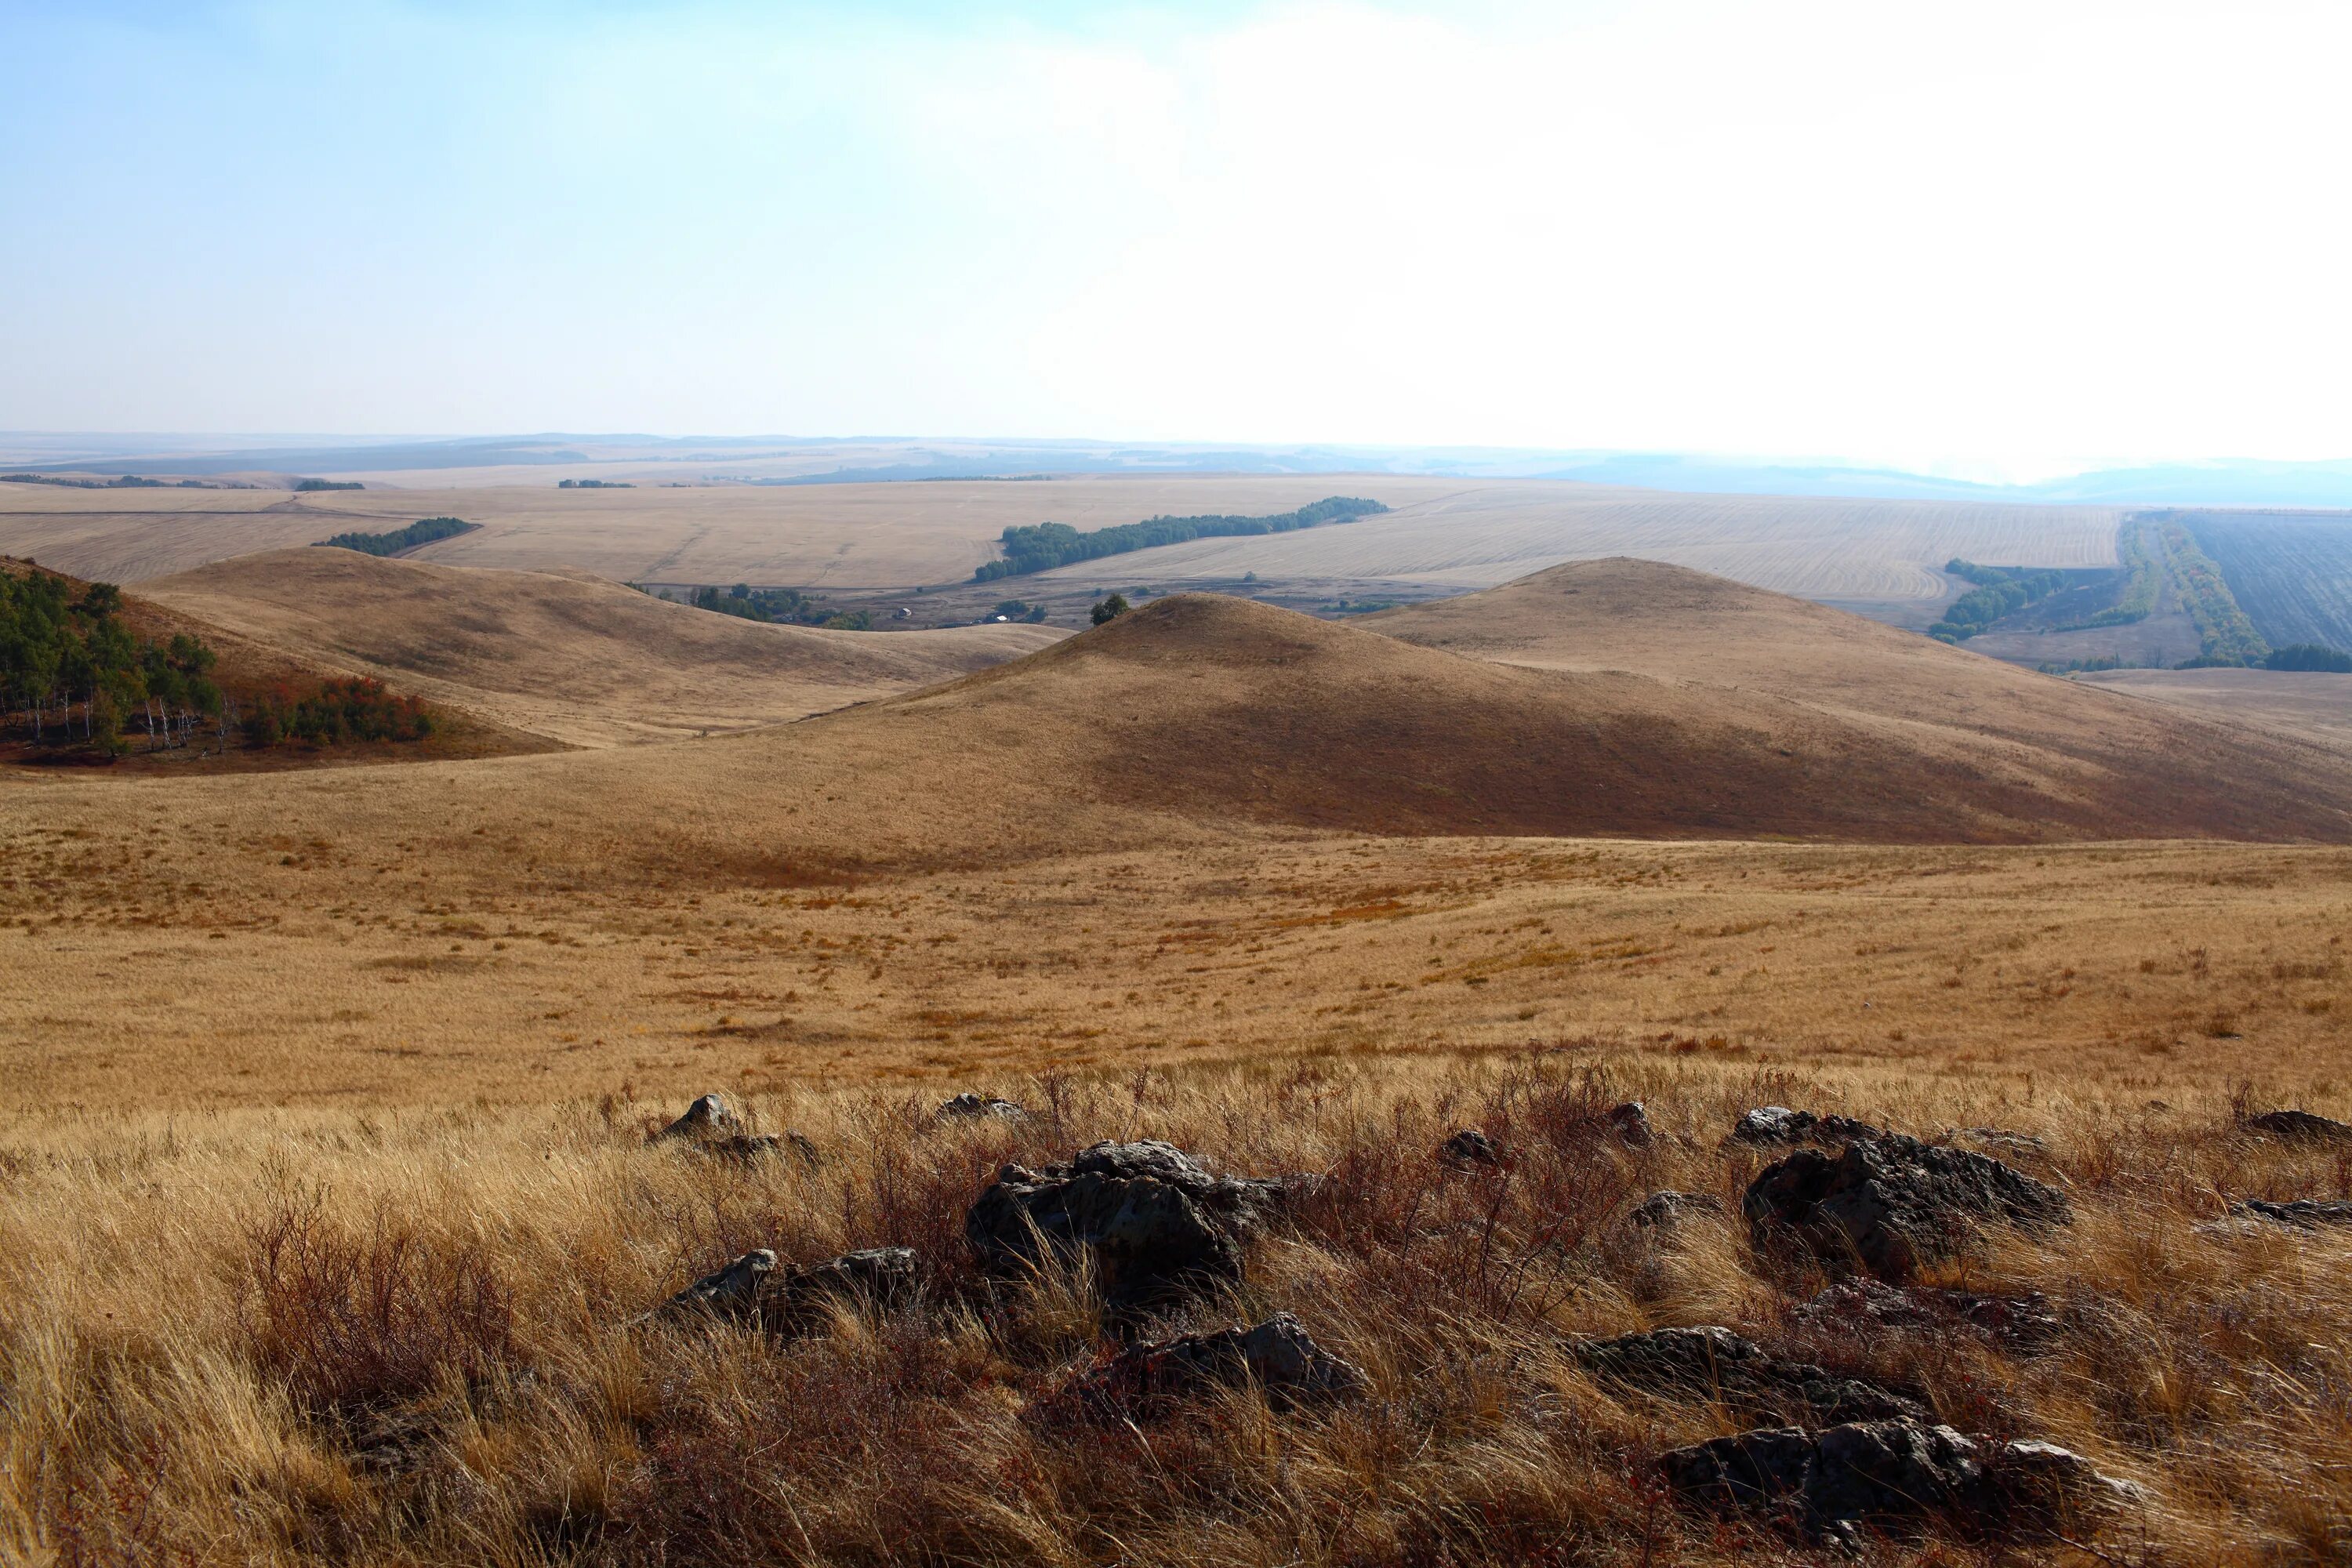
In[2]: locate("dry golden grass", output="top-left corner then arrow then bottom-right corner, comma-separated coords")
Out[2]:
143,550 -> 1064,746
5,1052 -> 2351,1565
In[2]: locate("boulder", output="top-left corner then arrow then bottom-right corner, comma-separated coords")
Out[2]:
1440,1127 -> 1504,1167
2232,1197 -> 2352,1229
652,1092 -> 739,1142
1628,1190 -> 1726,1230
1573,1325 -> 1922,1426
967,1141 -> 1290,1313
1662,1418 -> 2143,1543
1791,1279 -> 2061,1352
938,1092 -> 1025,1120
2245,1109 -> 2352,1144
1744,1133 -> 2071,1281
1068,1312 -> 1367,1414
1607,1101 -> 1656,1148
654,1246 -> 917,1334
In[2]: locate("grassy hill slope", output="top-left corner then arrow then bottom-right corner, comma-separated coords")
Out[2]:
143,548 -> 1065,746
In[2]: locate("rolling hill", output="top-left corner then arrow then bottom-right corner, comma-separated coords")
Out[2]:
1351,557 -> 2352,841
142,548 -> 1065,746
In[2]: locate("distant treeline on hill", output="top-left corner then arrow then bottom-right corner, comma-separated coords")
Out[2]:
4,472 -> 228,490
313,517 -> 477,557
972,496 -> 1389,581
653,582 -> 874,630
557,478 -> 633,488
2262,644 -> 2352,673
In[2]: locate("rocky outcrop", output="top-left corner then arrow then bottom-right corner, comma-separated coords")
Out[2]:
966,1141 -> 1301,1313
1744,1133 -> 2071,1280
1732,1107 -> 1883,1146
649,1094 -> 819,1167
2244,1109 -> 2352,1144
655,1246 -> 917,1334
1607,1102 -> 1656,1148
1440,1127 -> 1503,1167
938,1092 -> 1026,1120
1067,1313 -> 1366,1414
1662,1419 -> 2143,1544
1573,1326 -> 1922,1426
653,1093 -> 739,1142
1791,1279 -> 2061,1351
2231,1197 -> 2352,1229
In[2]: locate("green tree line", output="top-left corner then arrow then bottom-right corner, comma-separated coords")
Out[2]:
972,496 -> 1388,582
1,570 -> 224,753
2158,521 -> 2269,666
684,583 -> 873,630
314,517 -> 477,556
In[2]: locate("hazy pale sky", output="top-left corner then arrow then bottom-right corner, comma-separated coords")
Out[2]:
4,0 -> 2348,475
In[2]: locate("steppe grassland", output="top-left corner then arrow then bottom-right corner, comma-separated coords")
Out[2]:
1025,486 -> 2125,602
4,806 -> 2348,1109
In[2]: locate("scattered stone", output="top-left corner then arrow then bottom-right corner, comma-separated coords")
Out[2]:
2231,1197 -> 2352,1229
1790,1279 -> 2062,1352
652,1246 -> 917,1334
1573,1325 -> 1922,1426
2245,1109 -> 2352,1144
652,1093 -> 739,1142
1744,1134 -> 2071,1281
1068,1312 -> 1367,1414
967,1141 -> 1298,1313
1628,1190 -> 1726,1230
939,1092 -> 1026,1120
1662,1418 -> 2143,1543
1441,1127 -> 1504,1167
1607,1101 -> 1655,1147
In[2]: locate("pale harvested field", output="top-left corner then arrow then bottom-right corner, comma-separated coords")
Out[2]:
0,485 -> 342,582
1031,485 -> 2123,602
4,477 -> 2122,614
0,477 -> 1462,587
2081,667 -> 2352,755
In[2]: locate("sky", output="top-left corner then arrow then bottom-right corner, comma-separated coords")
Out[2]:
2,0 -> 2349,479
